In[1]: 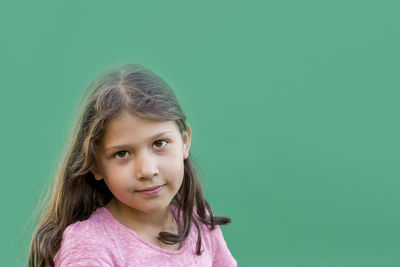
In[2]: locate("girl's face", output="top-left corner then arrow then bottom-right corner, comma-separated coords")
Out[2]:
92,111 -> 191,215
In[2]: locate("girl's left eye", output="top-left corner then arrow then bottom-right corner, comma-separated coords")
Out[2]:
153,139 -> 168,149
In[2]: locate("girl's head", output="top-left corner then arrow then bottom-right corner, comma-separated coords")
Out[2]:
72,64 -> 192,214
29,64 -> 230,267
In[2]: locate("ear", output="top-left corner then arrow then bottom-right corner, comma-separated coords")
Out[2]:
90,164 -> 103,181
182,124 -> 192,160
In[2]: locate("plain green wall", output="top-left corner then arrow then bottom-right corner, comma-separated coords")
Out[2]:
1,0 -> 399,266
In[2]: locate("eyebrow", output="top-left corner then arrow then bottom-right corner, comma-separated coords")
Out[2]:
104,131 -> 174,151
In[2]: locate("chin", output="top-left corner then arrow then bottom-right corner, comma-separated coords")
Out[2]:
138,203 -> 170,213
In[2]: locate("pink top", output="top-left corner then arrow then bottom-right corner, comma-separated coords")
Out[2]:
54,205 -> 237,267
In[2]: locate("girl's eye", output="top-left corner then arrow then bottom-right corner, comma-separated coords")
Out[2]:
113,140 -> 168,159
114,150 -> 130,159
153,139 -> 168,149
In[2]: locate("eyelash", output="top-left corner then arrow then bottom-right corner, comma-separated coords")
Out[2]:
113,139 -> 169,159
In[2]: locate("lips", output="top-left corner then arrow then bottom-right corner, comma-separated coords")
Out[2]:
137,185 -> 163,192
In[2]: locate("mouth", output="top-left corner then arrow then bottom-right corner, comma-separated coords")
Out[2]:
136,184 -> 165,196
137,185 -> 165,192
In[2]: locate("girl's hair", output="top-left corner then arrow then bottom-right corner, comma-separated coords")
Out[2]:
28,64 -> 231,267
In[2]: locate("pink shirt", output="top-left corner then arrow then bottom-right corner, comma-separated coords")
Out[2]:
54,206 -> 237,266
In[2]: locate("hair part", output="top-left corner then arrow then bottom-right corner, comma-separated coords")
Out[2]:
28,64 -> 231,267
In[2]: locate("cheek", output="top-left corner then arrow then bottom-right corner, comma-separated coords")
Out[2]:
175,160 -> 186,185
162,157 -> 185,182
103,166 -> 133,189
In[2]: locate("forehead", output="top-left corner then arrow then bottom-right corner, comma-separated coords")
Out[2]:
101,112 -> 180,146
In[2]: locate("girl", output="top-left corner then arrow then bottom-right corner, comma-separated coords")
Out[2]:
28,64 -> 237,266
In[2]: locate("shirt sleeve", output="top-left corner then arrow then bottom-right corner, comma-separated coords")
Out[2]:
54,223 -> 116,267
210,225 -> 237,267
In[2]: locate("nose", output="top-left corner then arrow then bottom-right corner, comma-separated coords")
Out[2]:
134,150 -> 159,180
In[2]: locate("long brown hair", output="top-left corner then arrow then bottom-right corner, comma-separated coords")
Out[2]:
28,64 -> 231,266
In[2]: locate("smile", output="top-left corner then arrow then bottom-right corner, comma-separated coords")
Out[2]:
137,185 -> 164,196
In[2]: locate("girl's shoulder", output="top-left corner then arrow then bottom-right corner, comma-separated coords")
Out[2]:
191,206 -> 237,266
63,207 -> 110,238
58,207 -> 114,252
54,207 -> 119,266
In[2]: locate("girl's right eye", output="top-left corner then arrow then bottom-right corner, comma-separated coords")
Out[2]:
114,150 -> 130,159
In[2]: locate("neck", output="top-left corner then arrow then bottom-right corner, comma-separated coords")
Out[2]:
106,198 -> 177,232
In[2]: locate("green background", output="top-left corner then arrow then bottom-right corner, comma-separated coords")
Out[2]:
2,0 -> 399,266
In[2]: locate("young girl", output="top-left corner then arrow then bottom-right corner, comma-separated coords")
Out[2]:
28,64 -> 237,266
